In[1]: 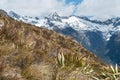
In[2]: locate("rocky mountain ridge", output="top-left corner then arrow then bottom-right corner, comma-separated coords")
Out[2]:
8,10 -> 120,64
1,9 -> 120,80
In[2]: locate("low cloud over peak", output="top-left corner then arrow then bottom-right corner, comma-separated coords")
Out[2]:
0,0 -> 75,16
0,0 -> 120,17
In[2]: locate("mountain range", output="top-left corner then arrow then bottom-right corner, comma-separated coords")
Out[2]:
8,11 -> 120,65
1,9 -> 117,80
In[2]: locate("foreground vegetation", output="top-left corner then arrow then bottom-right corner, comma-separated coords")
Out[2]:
0,10 -> 120,80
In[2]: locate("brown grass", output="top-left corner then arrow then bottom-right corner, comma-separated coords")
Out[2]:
0,11 -> 120,80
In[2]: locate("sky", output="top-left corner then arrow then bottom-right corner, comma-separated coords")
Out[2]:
65,0 -> 83,5
0,0 -> 120,18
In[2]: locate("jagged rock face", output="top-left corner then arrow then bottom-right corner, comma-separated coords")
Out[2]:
9,11 -> 20,19
0,9 -> 8,17
85,31 -> 106,56
55,27 -> 107,62
106,31 -> 120,65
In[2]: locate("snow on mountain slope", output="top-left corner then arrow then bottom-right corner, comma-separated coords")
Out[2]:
78,18 -> 114,40
8,11 -> 120,64
62,16 -> 88,31
8,11 -> 120,41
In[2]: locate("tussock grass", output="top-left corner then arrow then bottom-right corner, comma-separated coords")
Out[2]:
0,11 -> 120,80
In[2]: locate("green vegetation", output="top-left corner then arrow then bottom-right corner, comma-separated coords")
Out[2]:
56,52 -> 120,80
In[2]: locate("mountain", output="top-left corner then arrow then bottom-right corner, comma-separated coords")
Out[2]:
106,31 -> 120,65
1,9 -> 120,80
8,11 -> 120,64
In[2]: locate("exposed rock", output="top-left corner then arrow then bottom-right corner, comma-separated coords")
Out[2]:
0,9 -> 8,17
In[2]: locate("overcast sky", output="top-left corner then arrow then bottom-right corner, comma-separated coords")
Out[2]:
0,0 -> 120,18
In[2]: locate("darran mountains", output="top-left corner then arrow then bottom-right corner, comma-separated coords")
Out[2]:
9,10 -> 120,65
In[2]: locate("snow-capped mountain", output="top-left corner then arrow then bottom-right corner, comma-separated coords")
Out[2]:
8,11 -> 120,64
8,11 -> 120,41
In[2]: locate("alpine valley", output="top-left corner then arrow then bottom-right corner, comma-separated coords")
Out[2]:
9,11 -> 120,65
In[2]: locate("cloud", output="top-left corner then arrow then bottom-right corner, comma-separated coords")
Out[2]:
0,0 -> 75,16
75,0 -> 120,17
0,0 -> 120,18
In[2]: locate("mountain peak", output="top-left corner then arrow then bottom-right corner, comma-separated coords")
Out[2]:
48,12 -> 61,21
0,9 -> 8,17
50,12 -> 59,17
9,11 -> 20,19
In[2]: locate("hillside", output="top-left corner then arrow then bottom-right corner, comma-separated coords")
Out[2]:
0,10 -> 120,80
9,11 -> 120,64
